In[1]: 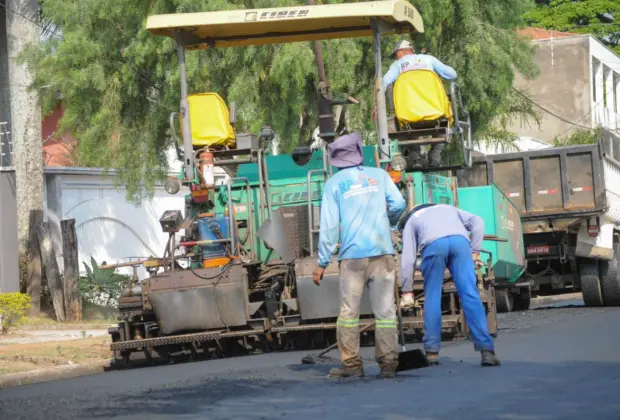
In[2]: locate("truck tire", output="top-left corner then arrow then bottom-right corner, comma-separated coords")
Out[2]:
495,289 -> 513,313
579,261 -> 605,307
600,242 -> 620,307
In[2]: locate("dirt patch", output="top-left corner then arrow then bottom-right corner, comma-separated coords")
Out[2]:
0,336 -> 111,375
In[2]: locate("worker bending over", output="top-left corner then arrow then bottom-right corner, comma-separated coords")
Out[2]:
383,40 -> 457,168
399,203 -> 500,366
313,132 -> 406,379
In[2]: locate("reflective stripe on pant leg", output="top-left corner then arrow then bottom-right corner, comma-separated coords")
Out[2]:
420,238 -> 449,353
447,236 -> 495,352
338,258 -> 368,365
367,255 -> 398,365
336,317 -> 360,327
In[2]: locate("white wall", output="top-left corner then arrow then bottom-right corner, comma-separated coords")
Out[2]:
60,174 -> 186,278
46,150 -> 229,279
589,37 -> 620,132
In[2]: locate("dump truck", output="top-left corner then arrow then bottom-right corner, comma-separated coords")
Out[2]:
105,1 -> 525,366
457,134 -> 620,311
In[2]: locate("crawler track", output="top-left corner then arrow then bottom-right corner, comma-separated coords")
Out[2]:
109,315 -> 463,368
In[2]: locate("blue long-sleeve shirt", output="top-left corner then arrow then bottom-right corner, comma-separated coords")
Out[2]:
400,204 -> 484,287
383,54 -> 457,91
317,166 -> 406,268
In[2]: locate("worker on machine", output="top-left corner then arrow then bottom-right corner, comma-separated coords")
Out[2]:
312,132 -> 406,379
383,40 -> 457,168
398,203 -> 501,367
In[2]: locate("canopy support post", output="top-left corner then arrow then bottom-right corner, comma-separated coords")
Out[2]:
371,19 -> 390,163
174,34 -> 196,183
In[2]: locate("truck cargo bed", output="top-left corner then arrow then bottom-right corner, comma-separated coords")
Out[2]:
457,143 -> 613,232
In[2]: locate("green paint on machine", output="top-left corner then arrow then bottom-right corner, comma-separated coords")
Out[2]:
457,184 -> 526,283
210,142 -> 524,283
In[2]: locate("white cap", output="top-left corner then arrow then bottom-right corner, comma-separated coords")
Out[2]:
392,40 -> 413,57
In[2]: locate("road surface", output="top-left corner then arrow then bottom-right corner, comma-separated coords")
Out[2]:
1,305 -> 619,420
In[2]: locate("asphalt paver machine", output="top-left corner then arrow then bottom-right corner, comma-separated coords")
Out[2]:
107,0 -> 516,366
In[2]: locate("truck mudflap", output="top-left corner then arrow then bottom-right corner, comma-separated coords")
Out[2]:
575,217 -> 615,261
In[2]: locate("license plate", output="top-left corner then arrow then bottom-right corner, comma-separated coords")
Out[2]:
527,245 -> 550,255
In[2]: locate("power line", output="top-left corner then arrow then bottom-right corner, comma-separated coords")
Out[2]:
555,84 -> 616,138
0,1 -> 62,39
512,87 -> 594,130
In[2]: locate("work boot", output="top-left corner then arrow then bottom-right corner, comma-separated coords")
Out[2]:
401,292 -> 415,308
404,146 -> 423,169
378,359 -> 398,379
409,159 -> 423,169
428,157 -> 442,168
425,351 -> 440,365
481,350 -> 501,367
427,144 -> 444,168
328,362 -> 364,378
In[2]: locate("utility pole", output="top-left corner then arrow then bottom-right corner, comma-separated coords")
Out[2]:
6,0 -> 44,309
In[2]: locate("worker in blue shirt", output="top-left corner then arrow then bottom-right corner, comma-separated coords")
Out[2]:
384,40 -> 457,168
399,203 -> 501,367
313,132 -> 406,379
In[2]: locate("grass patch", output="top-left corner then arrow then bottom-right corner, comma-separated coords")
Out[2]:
0,336 -> 111,375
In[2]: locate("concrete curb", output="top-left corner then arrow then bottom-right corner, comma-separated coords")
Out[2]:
531,292 -> 583,307
17,324 -> 115,331
0,360 -> 111,389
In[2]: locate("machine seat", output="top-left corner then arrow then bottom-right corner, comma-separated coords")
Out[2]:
393,69 -> 454,127
182,92 -> 236,149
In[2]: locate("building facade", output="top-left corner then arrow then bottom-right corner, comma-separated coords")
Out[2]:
506,28 -> 620,144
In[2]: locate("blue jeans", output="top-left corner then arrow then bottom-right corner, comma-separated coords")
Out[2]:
420,235 -> 494,353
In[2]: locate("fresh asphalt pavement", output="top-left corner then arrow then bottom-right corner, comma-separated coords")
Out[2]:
1,302 -> 619,420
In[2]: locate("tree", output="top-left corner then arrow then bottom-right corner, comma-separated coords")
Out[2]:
19,0 -> 539,203
524,0 -> 620,54
552,126 -> 601,145
7,0 -> 44,255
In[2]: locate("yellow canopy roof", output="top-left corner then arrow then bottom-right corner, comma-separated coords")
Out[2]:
146,0 -> 424,50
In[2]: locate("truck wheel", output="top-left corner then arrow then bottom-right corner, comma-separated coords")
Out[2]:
495,289 -> 513,313
579,261 -> 604,307
601,242 -> 620,306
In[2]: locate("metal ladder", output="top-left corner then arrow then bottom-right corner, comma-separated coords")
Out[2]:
307,144 -> 331,256
213,147 -> 270,262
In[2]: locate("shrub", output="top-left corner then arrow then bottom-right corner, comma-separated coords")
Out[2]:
0,293 -> 32,333
80,257 -> 129,307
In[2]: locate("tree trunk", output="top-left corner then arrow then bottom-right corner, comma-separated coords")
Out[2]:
26,209 -> 43,316
6,0 -> 45,255
61,219 -> 81,322
37,222 -> 65,322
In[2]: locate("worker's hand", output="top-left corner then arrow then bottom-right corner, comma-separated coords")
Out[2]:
313,267 -> 325,286
472,252 -> 483,269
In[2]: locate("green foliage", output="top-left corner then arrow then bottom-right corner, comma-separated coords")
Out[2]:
525,0 -> 620,54
475,88 -> 543,151
552,126 -> 601,146
0,293 -> 32,333
80,257 -> 129,306
20,0 -> 539,202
